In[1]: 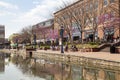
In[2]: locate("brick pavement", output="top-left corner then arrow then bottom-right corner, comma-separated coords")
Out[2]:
36,50 -> 120,62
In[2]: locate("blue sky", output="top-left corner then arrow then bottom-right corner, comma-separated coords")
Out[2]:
0,0 -> 76,38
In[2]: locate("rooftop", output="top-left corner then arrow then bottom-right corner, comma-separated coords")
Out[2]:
54,0 -> 84,14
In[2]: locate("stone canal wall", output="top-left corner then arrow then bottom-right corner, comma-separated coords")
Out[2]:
0,49 -> 120,71
0,49 -> 26,58
33,51 -> 120,72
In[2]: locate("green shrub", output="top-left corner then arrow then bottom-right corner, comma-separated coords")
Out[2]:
39,45 -> 50,49
68,43 -> 99,49
88,42 -> 99,45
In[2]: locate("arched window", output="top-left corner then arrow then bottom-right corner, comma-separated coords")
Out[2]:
103,0 -> 108,6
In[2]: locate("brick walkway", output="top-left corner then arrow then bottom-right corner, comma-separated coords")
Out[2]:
37,50 -> 120,62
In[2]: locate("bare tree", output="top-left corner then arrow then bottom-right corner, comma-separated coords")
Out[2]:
55,2 -> 74,44
19,26 -> 33,43
72,4 -> 88,43
55,0 -> 86,44
55,0 -> 120,44
34,24 -> 54,43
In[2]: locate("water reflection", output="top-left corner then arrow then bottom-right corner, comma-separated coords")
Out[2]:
0,54 -> 120,80
0,53 -> 5,73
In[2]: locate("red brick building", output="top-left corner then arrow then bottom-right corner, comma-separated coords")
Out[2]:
54,0 -> 120,42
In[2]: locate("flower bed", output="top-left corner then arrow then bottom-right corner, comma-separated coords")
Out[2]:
74,43 -> 100,52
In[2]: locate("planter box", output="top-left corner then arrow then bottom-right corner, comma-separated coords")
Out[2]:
91,48 -> 99,52
79,48 -> 99,52
115,47 -> 120,53
26,48 -> 36,51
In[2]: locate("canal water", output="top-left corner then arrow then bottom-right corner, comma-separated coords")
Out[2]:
0,53 -> 119,80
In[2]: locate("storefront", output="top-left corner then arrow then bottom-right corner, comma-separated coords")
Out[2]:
104,27 -> 114,42
84,29 -> 98,42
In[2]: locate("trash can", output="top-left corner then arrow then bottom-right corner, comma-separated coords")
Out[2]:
110,45 -> 115,53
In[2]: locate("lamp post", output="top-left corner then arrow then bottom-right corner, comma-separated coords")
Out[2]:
60,26 -> 64,53
32,26 -> 36,49
33,33 -> 36,49
15,38 -> 18,49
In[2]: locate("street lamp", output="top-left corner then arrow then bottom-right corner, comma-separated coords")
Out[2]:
60,26 -> 64,53
15,38 -> 18,49
33,33 -> 36,49
32,26 -> 36,49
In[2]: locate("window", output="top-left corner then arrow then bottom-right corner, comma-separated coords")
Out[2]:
90,4 -> 93,11
86,5 -> 89,12
57,18 -> 61,23
103,0 -> 108,6
104,27 -> 114,35
0,34 -> 4,38
110,0 -> 114,3
72,22 -> 80,33
42,22 -> 45,26
74,10 -> 79,16
45,21 -> 51,26
50,20 -> 54,24
95,17 -> 99,23
85,18 -> 89,25
79,8 -> 83,14
94,1 -> 98,9
63,14 -> 68,19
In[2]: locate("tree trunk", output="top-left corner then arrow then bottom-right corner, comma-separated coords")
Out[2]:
81,31 -> 83,43
68,32 -> 73,45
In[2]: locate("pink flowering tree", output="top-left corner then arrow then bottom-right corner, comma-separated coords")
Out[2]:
98,12 -> 120,41
34,26 -> 50,41
48,29 -> 59,40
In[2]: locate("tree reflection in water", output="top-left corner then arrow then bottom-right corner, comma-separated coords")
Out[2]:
8,55 -> 120,80
105,71 -> 116,80
0,53 -> 5,73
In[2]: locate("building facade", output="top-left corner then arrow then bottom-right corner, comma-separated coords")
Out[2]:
33,19 -> 59,45
54,0 -> 120,42
0,25 -> 5,46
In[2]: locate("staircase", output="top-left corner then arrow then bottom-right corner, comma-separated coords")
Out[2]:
100,46 -> 110,52
99,40 -> 120,52
112,40 -> 120,46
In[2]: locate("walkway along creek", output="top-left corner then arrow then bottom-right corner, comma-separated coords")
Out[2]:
1,49 -> 120,72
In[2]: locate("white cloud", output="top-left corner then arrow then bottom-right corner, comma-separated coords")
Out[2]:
33,1 -> 40,5
0,1 -> 18,9
4,0 -> 78,38
0,10 -> 16,16
12,0 -> 72,24
12,0 -> 59,25
11,0 -> 78,31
